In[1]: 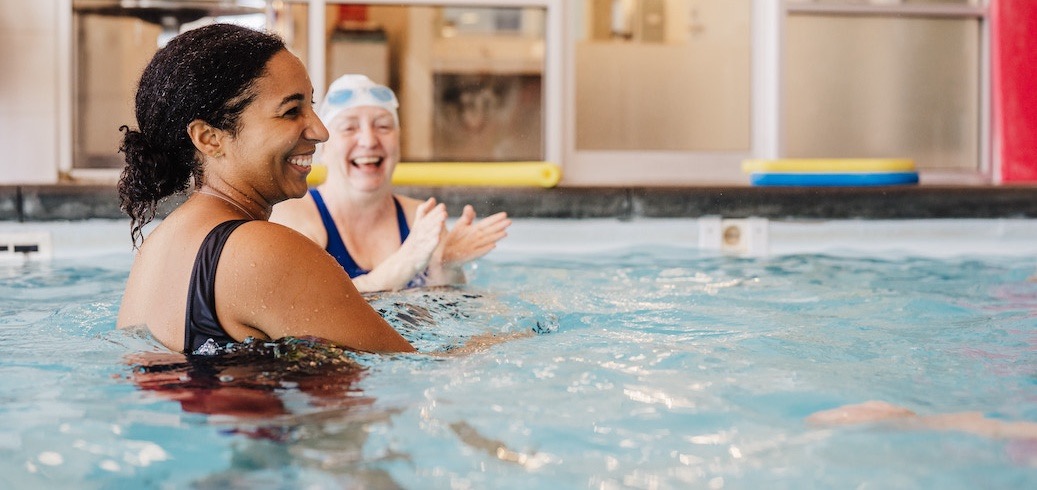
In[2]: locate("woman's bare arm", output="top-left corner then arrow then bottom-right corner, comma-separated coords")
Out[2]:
269,194 -> 327,247
351,197 -> 446,292
427,204 -> 511,286
215,222 -> 415,353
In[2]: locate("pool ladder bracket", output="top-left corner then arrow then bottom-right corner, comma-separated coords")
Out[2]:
0,232 -> 53,262
698,217 -> 769,256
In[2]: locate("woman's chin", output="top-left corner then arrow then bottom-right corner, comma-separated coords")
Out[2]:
348,173 -> 391,192
283,180 -> 311,200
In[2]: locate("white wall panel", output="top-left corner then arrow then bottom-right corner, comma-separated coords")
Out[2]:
0,0 -> 61,184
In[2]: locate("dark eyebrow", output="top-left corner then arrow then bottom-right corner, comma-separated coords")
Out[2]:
279,93 -> 305,107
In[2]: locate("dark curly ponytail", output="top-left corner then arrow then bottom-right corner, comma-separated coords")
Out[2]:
117,23 -> 285,247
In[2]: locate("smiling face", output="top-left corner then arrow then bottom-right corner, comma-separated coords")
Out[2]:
218,50 -> 329,203
322,105 -> 400,194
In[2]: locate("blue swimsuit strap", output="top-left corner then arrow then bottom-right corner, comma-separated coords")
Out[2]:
309,188 -> 361,276
393,195 -> 411,241
309,188 -> 410,278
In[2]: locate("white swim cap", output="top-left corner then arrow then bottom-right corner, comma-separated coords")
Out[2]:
319,74 -> 399,126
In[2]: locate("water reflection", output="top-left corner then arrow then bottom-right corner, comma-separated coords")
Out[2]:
128,337 -> 370,432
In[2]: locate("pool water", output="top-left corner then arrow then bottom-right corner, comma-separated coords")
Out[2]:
1,234 -> 1036,489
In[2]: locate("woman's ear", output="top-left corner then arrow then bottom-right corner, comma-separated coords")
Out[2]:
187,120 -> 224,159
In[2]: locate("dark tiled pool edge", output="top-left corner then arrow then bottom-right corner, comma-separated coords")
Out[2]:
3,184 -> 1037,221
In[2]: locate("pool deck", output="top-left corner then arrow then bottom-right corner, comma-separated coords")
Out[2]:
3,184 -> 1037,221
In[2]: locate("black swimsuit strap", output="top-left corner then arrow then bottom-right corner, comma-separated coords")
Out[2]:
183,219 -> 251,354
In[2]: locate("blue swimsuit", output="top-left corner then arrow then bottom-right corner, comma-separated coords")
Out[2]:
309,188 -> 424,287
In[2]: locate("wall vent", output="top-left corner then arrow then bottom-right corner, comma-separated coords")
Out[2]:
0,232 -> 53,262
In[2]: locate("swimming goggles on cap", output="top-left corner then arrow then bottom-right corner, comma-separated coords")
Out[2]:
326,85 -> 398,108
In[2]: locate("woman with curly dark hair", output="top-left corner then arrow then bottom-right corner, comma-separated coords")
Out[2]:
116,23 -> 414,355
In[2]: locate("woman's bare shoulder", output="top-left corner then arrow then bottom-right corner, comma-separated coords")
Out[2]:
270,192 -> 317,222
269,193 -> 325,244
214,220 -> 414,352
229,219 -> 326,259
215,220 -> 351,321
394,193 -> 428,216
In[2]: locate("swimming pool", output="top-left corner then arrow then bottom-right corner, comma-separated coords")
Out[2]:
1,218 -> 1036,489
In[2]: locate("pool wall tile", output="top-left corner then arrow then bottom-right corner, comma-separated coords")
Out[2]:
631,186 -> 1037,219
3,184 -> 1037,221
0,186 -> 18,220
19,185 -> 123,220
404,186 -> 632,219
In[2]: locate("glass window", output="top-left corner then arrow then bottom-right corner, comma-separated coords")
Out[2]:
786,0 -> 978,4
71,2 -> 268,170
575,0 -> 751,152
71,1 -> 547,169
784,14 -> 981,170
285,3 -> 546,162
72,14 -> 158,169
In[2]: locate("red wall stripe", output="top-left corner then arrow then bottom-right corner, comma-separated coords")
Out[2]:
993,0 -> 1037,183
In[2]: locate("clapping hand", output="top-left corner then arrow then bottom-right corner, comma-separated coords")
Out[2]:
441,205 -> 511,267
401,197 -> 447,265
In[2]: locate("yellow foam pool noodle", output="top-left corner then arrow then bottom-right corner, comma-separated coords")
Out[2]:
308,162 -> 562,188
306,163 -> 328,187
742,158 -> 915,174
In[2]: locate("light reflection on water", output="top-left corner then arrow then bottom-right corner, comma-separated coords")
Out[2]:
0,248 -> 1035,489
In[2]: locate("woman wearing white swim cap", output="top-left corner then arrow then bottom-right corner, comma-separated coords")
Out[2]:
272,74 -> 511,292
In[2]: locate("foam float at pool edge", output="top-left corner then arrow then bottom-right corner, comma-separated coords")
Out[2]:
742,158 -> 916,173
743,159 -> 918,187
749,172 -> 919,187
306,162 -> 562,188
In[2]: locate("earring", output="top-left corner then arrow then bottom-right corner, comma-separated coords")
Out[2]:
213,151 -> 223,158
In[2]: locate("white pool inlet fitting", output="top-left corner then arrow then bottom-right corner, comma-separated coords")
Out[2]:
698,217 -> 769,256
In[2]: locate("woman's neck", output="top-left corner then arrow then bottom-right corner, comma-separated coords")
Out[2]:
320,184 -> 395,224
197,183 -> 269,221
